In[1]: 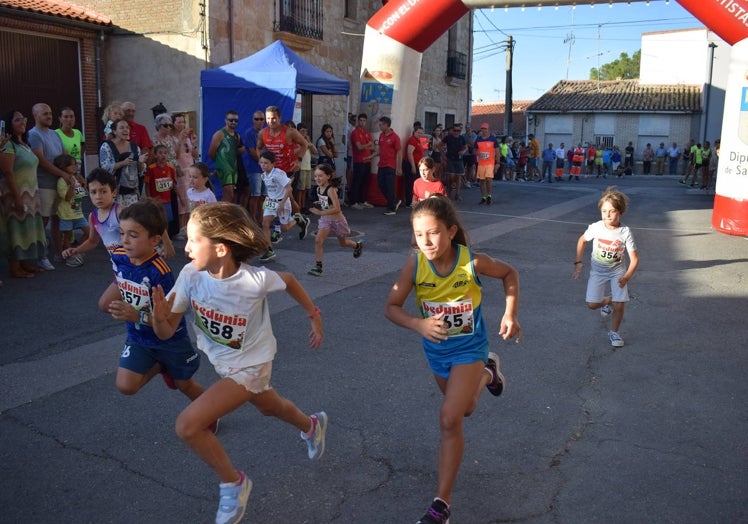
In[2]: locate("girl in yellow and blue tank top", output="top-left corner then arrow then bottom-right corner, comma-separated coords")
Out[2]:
385,195 -> 522,524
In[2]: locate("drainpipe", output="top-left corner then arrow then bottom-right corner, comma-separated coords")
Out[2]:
228,0 -> 234,62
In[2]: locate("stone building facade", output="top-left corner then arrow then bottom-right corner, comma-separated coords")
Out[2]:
74,0 -> 472,148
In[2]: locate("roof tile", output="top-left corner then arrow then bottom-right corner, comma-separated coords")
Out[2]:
527,79 -> 701,112
0,0 -> 111,26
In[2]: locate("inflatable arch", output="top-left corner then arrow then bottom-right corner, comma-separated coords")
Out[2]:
359,0 -> 748,236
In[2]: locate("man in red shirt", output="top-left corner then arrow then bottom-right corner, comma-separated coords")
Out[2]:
121,101 -> 152,162
256,105 -> 308,176
350,113 -> 376,209
376,116 -> 402,215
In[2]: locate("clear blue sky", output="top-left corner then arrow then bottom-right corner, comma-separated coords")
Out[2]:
471,0 -> 704,102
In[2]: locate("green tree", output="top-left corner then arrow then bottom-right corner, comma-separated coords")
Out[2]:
589,50 -> 640,80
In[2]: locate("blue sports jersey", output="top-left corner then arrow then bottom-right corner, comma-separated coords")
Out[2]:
110,248 -> 189,346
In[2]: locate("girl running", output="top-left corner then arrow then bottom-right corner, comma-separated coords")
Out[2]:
385,195 -> 522,524
307,163 -> 362,276
151,201 -> 327,524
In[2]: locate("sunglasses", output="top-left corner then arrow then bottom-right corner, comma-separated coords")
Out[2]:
226,118 -> 239,123
161,123 -> 174,128
253,117 -> 264,121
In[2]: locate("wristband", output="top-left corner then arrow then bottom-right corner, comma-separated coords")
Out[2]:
139,309 -> 150,326
574,261 -> 582,265
307,306 -> 321,319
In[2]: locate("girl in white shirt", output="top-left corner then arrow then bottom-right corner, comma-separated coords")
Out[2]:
151,202 -> 326,524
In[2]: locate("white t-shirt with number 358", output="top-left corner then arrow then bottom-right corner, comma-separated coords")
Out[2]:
170,262 -> 286,369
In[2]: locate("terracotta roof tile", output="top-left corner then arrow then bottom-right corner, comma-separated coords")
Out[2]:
527,79 -> 701,113
470,100 -> 534,136
0,0 -> 111,26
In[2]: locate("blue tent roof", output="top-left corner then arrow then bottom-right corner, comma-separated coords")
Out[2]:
200,40 -> 350,94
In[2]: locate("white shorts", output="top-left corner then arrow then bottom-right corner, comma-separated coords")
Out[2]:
215,361 -> 273,394
586,268 -> 629,303
262,198 -> 293,224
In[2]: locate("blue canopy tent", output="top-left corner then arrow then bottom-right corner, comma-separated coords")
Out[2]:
200,40 -> 350,162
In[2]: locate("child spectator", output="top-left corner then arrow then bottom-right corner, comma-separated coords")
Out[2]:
151,202 -> 326,524
185,162 -> 217,212
144,144 -> 177,224
385,195 -> 521,524
258,151 -> 309,263
104,198 -> 210,404
296,123 -> 317,214
307,163 -> 363,276
412,157 -> 447,205
573,186 -> 639,348
54,153 -> 89,267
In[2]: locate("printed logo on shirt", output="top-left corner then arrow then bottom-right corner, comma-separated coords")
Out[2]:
421,299 -> 475,337
594,238 -> 624,263
116,276 -> 151,310
191,298 -> 249,349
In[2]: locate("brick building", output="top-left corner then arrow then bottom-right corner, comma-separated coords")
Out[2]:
0,0 -> 112,149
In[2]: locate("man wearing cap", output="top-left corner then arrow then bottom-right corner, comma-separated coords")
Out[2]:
474,123 -> 499,205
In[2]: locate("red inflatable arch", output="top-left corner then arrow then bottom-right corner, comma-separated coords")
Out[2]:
362,0 -> 748,235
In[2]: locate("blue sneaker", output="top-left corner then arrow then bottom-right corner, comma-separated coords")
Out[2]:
215,471 -> 251,524
301,411 -> 328,460
600,304 -> 613,318
609,330 -> 624,348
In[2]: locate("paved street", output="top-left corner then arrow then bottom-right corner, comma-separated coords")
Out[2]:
1,175 -> 746,523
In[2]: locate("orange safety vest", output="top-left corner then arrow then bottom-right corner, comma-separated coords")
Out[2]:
572,147 -> 584,163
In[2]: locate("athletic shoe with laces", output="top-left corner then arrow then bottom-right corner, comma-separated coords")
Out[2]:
395,199 -> 402,212
308,266 -> 323,276
362,201 -> 374,208
608,330 -> 624,348
259,249 -> 275,262
65,253 -> 85,268
270,230 -> 282,243
301,411 -> 328,460
416,498 -> 451,524
600,304 -> 613,317
351,203 -> 364,210
485,351 -> 505,396
296,215 -> 310,240
353,241 -> 363,258
215,471 -> 252,524
383,209 -> 396,216
37,257 -> 55,271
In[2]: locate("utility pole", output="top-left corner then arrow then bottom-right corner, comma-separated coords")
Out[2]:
505,35 -> 514,138
564,8 -> 575,79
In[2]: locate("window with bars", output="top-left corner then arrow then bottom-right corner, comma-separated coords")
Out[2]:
274,0 -> 323,40
595,135 -> 614,149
